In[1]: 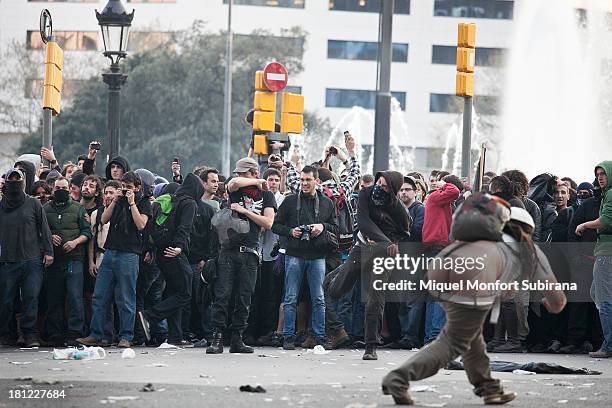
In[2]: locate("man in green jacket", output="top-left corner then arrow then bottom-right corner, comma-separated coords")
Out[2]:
576,161 -> 612,357
43,176 -> 91,346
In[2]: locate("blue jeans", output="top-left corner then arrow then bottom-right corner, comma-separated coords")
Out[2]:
399,301 -> 425,346
90,250 -> 138,341
424,301 -> 446,344
592,256 -> 612,352
0,260 -> 43,337
45,260 -> 84,337
283,256 -> 326,339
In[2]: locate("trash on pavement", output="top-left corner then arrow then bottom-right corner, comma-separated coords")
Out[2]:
157,342 -> 178,349
52,347 -> 106,360
411,385 -> 437,393
513,369 -> 536,375
239,385 -> 266,393
121,348 -> 136,359
10,361 -> 32,365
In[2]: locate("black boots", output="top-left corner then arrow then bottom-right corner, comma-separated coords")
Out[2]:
206,331 -> 223,354
363,344 -> 378,360
229,332 -> 254,354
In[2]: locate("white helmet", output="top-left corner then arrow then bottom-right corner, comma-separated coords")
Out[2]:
510,207 -> 535,230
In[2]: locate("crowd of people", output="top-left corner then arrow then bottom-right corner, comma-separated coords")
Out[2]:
0,135 -> 611,373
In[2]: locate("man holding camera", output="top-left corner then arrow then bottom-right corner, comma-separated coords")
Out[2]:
273,166 -> 339,350
206,158 -> 276,354
78,171 -> 151,348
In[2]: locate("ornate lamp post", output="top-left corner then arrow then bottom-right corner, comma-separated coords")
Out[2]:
96,0 -> 134,159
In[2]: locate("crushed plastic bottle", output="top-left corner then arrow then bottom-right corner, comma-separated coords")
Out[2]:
52,346 -> 106,360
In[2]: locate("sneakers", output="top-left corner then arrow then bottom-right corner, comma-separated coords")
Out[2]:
23,335 -> 40,348
483,391 -> 517,405
589,349 -> 612,358
301,335 -> 317,349
486,339 -> 504,352
76,336 -> 101,346
117,339 -> 131,348
138,311 -> 151,342
283,336 -> 296,350
256,332 -> 282,347
382,385 -> 414,405
193,338 -> 210,348
363,344 -> 378,360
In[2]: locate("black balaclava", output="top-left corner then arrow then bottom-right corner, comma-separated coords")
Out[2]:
371,184 -> 390,206
53,189 -> 70,206
1,171 -> 27,211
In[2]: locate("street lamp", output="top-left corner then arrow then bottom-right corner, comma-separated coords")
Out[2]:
96,0 -> 134,159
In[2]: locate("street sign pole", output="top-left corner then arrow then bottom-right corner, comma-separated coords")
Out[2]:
221,0 -> 233,177
40,9 -> 53,168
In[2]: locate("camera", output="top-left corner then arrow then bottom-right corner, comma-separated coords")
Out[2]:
329,146 -> 338,155
122,189 -> 129,196
298,225 -> 312,242
173,157 -> 180,164
90,142 -> 101,151
269,154 -> 281,162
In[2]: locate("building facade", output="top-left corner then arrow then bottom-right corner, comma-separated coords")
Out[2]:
0,0 -> 519,172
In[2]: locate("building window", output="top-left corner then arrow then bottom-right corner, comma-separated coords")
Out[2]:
27,30 -> 98,51
430,93 -> 499,115
329,0 -> 410,14
128,32 -> 174,52
223,0 -> 305,8
28,1 -> 98,3
431,45 -> 506,67
128,0 -> 176,3
326,88 -> 406,110
434,0 -> 513,20
285,86 -> 302,94
328,40 -> 408,62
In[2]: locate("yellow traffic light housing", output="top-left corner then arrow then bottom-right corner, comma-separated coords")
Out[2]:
458,23 -> 476,48
456,47 -> 475,73
456,72 -> 474,97
42,40 -> 63,115
255,70 -> 267,92
253,111 -> 276,132
280,92 -> 304,134
253,91 -> 276,112
253,134 -> 269,155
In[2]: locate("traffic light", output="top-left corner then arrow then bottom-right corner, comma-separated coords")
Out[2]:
253,134 -> 269,155
280,92 -> 304,134
456,23 -> 476,97
42,39 -> 63,115
252,71 -> 276,132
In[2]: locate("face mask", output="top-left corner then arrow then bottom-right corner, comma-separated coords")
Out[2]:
4,180 -> 24,197
53,189 -> 70,205
371,184 -> 390,206
416,192 -> 423,202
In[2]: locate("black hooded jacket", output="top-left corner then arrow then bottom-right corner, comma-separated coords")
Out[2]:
358,171 -> 411,244
14,160 -> 36,195
162,173 -> 200,253
104,156 -> 131,181
0,179 -> 53,262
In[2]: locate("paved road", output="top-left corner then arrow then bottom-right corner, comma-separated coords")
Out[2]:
0,346 -> 610,407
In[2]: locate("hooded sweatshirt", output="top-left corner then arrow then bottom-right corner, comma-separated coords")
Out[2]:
104,156 -> 131,182
0,178 -> 53,262
357,171 -> 411,244
595,161 -> 612,256
422,182 -> 460,246
168,173 -> 201,253
14,160 -> 36,195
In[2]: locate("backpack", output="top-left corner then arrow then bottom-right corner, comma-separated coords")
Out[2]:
451,193 -> 510,242
149,194 -> 181,249
321,177 -> 355,253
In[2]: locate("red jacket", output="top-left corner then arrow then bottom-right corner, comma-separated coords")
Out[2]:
422,183 -> 460,246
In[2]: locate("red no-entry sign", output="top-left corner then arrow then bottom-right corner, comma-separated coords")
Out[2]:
263,62 -> 288,92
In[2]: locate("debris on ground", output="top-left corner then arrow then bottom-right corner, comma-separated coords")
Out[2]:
239,385 -> 266,393
121,348 -> 136,359
157,342 -> 178,349
140,383 -> 164,392
145,363 -> 169,367
411,385 -> 437,393
10,361 -> 32,365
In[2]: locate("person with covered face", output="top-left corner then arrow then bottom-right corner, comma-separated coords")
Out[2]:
0,169 -> 54,347
138,173 -> 202,346
325,171 -> 411,360
43,176 -> 92,346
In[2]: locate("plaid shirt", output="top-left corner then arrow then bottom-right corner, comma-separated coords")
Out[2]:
286,156 -> 361,196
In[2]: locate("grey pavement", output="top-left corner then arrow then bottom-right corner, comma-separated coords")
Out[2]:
0,346 -> 610,407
